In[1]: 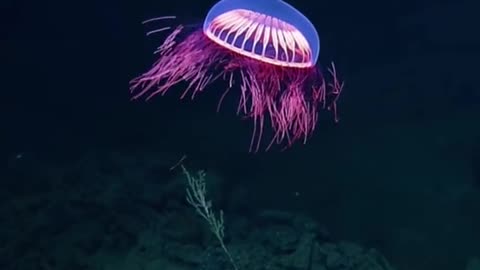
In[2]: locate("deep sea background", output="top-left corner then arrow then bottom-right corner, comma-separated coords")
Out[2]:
2,0 -> 480,269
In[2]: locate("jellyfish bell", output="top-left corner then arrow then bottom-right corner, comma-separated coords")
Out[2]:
203,0 -> 320,68
130,0 -> 343,152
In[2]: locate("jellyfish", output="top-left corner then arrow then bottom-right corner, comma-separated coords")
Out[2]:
130,0 -> 343,151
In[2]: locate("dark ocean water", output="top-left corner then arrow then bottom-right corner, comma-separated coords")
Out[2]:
2,0 -> 479,269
